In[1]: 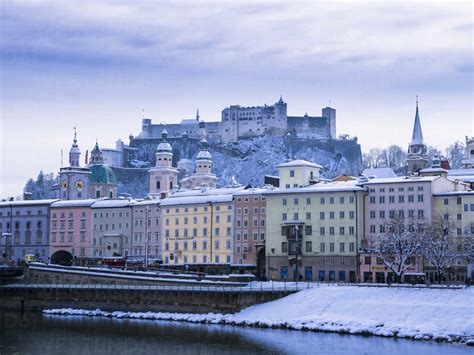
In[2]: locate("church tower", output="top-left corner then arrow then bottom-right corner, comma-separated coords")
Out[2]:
88,141 -> 117,199
59,128 -> 91,200
462,136 -> 474,169
180,138 -> 217,189
407,99 -> 428,175
148,129 -> 178,196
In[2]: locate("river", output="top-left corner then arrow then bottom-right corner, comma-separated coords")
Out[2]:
0,311 -> 470,354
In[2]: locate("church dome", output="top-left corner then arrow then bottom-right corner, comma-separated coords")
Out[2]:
157,141 -> 172,153
90,164 -> 117,184
196,150 -> 212,161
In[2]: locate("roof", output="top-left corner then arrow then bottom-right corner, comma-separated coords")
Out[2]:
433,191 -> 474,196
277,159 -> 322,169
156,141 -> 172,153
131,199 -> 161,206
361,167 -> 396,179
419,167 -> 448,173
0,199 -> 59,207
263,180 -> 365,195
160,194 -> 233,206
91,199 -> 133,208
361,176 -> 440,185
196,150 -> 212,161
234,187 -> 275,196
51,199 -> 97,208
172,186 -> 245,198
448,168 -> 474,177
90,164 -> 117,184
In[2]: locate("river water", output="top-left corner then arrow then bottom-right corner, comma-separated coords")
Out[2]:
0,311 -> 470,354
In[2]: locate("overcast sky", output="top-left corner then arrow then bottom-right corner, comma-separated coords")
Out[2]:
1,0 -> 473,198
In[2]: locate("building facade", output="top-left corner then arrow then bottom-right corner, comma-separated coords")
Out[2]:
433,191 -> 474,283
91,200 -> 133,258
265,177 -> 365,282
0,199 -> 57,264
160,188 -> 241,265
131,199 -> 162,260
49,199 -> 95,265
233,188 -> 269,278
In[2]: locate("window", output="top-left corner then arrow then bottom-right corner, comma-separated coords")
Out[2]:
349,196 -> 354,203
370,225 -> 376,233
379,211 -> 385,219
329,212 -> 335,219
203,228 -> 208,237
305,241 -> 312,252
349,226 -> 355,235
349,211 -> 355,219
281,242 -> 288,253
369,196 -> 376,204
306,212 -> 311,220
418,195 -> 424,202
329,227 -> 335,235
339,243 -> 345,252
293,212 -> 299,220
444,198 -> 449,205
294,198 -> 299,205
305,226 -> 312,235
320,197 -> 325,204
418,210 -> 424,218
329,243 -> 335,253
339,211 -> 345,219
320,212 -> 325,220
365,256 -> 371,265
349,242 -> 355,252
320,243 -> 325,252
282,198 -> 287,206
408,195 -> 414,202
306,198 -> 311,205
282,213 -> 287,221
320,227 -> 325,236
290,170 -> 295,177
398,195 -> 404,203
339,227 -> 345,235
329,197 -> 334,204
339,196 -> 344,204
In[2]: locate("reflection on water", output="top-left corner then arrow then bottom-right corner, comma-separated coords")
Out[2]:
0,311 -> 470,355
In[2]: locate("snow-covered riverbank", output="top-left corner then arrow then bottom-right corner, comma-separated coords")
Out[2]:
43,286 -> 474,345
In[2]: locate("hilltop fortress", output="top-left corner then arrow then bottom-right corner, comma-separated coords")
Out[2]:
138,97 -> 336,143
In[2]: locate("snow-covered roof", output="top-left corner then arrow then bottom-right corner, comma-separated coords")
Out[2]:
264,180 -> 365,195
277,159 -> 322,169
156,141 -> 172,152
0,199 -> 59,207
171,186 -> 245,198
362,167 -> 396,179
160,194 -> 233,206
196,150 -> 212,161
448,168 -> 474,177
234,187 -> 275,195
51,199 -> 97,208
361,176 -> 440,185
131,199 -> 161,206
420,167 -> 447,174
433,191 -> 474,196
92,199 -> 134,208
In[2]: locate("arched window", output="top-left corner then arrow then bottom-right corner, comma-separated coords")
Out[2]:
156,180 -> 161,190
109,190 -> 113,198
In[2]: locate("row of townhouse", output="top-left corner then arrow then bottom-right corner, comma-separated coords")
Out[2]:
2,159 -> 473,283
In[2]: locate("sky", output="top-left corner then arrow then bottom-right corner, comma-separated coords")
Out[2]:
1,0 -> 473,198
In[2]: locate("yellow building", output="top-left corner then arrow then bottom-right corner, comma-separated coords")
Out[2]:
277,160 -> 322,189
160,187 -> 244,264
433,191 -> 474,283
265,176 -> 366,282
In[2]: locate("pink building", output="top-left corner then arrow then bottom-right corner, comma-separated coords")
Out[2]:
49,199 -> 95,265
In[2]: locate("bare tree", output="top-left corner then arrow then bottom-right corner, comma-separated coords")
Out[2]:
369,216 -> 426,283
421,213 -> 460,284
445,141 -> 465,169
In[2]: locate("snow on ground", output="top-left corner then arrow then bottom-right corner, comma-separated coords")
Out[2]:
43,286 -> 474,344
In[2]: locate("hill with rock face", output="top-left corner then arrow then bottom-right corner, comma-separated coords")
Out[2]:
114,135 -> 362,197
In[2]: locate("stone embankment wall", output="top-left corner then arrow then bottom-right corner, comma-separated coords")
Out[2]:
0,284 -> 293,314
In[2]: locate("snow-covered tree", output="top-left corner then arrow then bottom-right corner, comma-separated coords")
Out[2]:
445,141 -> 465,169
369,216 -> 426,283
23,171 -> 58,199
421,213 -> 460,284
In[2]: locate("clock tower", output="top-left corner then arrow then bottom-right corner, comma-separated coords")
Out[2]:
58,128 -> 91,200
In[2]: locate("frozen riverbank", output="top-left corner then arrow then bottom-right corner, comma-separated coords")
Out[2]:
43,286 -> 474,345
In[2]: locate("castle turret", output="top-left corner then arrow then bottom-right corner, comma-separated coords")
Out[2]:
407,98 -> 428,175
148,129 -> 178,195
89,140 -> 104,165
322,107 -> 336,139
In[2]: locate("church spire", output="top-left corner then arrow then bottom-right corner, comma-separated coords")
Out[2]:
69,127 -> 81,167
411,96 -> 424,145
196,108 -> 200,121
